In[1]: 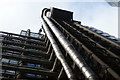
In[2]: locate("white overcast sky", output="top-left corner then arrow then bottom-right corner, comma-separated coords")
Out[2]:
0,0 -> 118,37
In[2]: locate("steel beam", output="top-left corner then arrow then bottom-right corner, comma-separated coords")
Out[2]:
2,46 -> 49,58
2,53 -> 53,66
2,63 -> 58,77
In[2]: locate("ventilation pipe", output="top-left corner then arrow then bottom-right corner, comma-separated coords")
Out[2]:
41,8 -> 98,80
41,8 -> 76,80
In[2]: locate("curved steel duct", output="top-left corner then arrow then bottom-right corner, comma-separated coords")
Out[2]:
41,8 -> 98,80
41,8 -> 76,80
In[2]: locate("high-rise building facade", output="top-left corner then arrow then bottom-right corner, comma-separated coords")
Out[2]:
0,7 -> 120,80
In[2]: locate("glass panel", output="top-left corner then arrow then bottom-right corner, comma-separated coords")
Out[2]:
30,32 -> 34,37
1,58 -> 9,63
34,34 -> 39,38
83,26 -> 89,28
0,69 -> 3,74
36,74 -> 41,78
101,33 -> 110,37
108,36 -> 117,40
21,31 -> 27,36
26,63 -> 35,67
91,28 -> 97,31
6,70 -> 15,75
96,30 -> 103,34
25,73 -> 42,78
30,32 -> 39,38
2,69 -> 5,74
4,50 -> 21,56
25,73 -> 36,77
36,64 -> 41,67
9,60 -> 18,65
5,52 -> 12,55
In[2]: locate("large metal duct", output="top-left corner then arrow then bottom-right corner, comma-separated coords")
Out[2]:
41,8 -> 98,80
41,9 -> 76,80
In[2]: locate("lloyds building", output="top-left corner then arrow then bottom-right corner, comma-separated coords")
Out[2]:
0,7 -> 120,80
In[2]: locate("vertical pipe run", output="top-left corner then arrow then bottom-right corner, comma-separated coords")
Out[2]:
42,9 -> 98,79
41,18 -> 76,80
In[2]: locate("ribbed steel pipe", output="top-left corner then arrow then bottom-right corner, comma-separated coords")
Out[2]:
41,17 -> 76,80
42,8 -> 98,80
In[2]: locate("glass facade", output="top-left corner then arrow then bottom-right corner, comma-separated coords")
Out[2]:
0,30 -> 55,79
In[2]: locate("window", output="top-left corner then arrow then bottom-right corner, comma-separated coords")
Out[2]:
25,73 -> 36,77
101,33 -> 110,37
6,70 -> 15,75
9,60 -> 18,65
1,58 -> 9,63
96,30 -> 103,34
20,31 -> 27,36
1,58 -> 19,65
83,26 -> 89,28
26,63 -> 40,67
27,63 -> 36,67
25,73 -> 41,78
30,32 -> 39,38
108,36 -> 117,40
